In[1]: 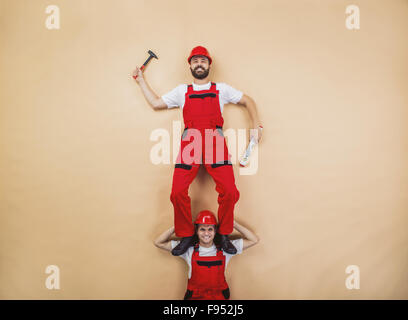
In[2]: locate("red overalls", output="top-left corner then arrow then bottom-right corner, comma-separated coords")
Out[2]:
170,82 -> 240,237
184,244 -> 230,300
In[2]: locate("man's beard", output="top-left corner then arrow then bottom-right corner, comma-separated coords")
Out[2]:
190,66 -> 210,79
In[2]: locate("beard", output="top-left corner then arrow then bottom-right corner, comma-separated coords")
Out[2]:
190,66 -> 210,79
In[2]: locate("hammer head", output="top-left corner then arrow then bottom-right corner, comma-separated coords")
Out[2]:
148,50 -> 158,60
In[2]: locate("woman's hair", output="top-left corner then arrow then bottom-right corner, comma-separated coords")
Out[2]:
193,224 -> 221,247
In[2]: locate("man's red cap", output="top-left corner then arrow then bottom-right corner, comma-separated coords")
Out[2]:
188,46 -> 212,65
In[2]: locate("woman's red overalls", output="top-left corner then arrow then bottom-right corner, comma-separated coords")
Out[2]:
170,82 -> 240,237
184,244 -> 230,300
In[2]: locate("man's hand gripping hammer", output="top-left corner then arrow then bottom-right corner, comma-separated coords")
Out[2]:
132,50 -> 158,79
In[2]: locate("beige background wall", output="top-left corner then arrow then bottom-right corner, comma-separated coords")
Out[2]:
1,0 -> 408,299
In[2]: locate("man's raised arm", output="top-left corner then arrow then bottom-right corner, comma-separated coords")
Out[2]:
132,66 -> 168,110
237,94 -> 263,142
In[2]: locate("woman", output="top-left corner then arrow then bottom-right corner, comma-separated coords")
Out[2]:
154,210 -> 259,300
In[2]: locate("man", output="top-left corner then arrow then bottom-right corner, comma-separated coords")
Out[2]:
133,46 -> 262,255
154,210 -> 259,300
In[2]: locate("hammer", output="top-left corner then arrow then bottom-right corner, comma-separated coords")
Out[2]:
132,50 -> 158,79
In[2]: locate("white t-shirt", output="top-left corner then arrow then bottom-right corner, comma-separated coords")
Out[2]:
161,81 -> 243,113
170,239 -> 244,279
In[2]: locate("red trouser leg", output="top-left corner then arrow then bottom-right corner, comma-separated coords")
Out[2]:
170,165 -> 200,237
205,164 -> 240,235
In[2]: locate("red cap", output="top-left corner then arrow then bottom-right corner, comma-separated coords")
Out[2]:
194,210 -> 217,225
188,46 -> 212,65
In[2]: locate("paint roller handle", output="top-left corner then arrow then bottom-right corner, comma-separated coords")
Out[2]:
250,125 -> 263,143
239,126 -> 263,167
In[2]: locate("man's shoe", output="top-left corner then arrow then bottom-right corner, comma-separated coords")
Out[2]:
171,236 -> 194,256
219,234 -> 237,254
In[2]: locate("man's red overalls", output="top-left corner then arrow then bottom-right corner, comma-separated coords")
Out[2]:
184,244 -> 230,300
170,82 -> 240,237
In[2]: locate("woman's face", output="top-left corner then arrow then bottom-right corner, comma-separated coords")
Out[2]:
197,224 -> 216,246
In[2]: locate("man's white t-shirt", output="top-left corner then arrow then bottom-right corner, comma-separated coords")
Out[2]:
170,239 -> 244,279
161,82 -> 243,113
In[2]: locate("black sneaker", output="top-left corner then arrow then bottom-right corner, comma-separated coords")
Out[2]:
219,234 -> 237,254
171,236 -> 195,256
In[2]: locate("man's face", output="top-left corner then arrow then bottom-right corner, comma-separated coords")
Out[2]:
197,224 -> 216,245
190,55 -> 210,79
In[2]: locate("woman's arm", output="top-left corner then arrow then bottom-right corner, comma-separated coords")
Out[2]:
234,221 -> 259,250
153,226 -> 175,252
